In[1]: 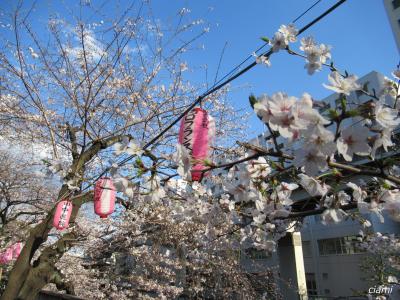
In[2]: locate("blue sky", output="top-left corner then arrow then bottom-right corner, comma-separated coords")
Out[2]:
1,0 -> 398,138
154,0 -> 398,136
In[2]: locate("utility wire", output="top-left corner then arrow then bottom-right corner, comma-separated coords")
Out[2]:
210,0 -> 323,91
121,0 -> 347,163
85,0 -> 347,189
292,0 -> 322,23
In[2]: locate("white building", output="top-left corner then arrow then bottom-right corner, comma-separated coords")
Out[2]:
384,0 -> 400,52
301,212 -> 400,298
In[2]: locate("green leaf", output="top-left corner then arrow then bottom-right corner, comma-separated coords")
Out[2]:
261,36 -> 270,43
249,94 -> 257,109
204,159 -> 213,167
345,110 -> 359,117
328,109 -> 339,120
340,96 -> 347,113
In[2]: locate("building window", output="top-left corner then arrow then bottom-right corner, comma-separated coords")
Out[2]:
306,273 -> 318,296
244,248 -> 271,260
344,236 -> 365,254
324,289 -> 331,295
393,0 -> 400,10
302,241 -> 312,257
318,236 -> 365,255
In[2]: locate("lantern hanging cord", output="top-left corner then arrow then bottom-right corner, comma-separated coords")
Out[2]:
80,0 -> 347,192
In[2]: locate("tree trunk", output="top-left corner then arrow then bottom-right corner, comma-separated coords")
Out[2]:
18,233 -> 76,300
1,189 -> 90,300
2,136 -> 126,299
1,215 -> 53,300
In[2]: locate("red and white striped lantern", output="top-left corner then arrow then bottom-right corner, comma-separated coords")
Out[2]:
178,107 -> 215,181
94,177 -> 116,219
53,200 -> 73,230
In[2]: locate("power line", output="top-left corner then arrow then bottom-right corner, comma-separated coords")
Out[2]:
132,0 -> 347,156
87,0 -> 347,188
210,0 -> 323,91
292,0 -> 322,23
297,0 -> 345,36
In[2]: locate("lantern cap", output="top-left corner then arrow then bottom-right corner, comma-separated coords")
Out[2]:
193,107 -> 206,112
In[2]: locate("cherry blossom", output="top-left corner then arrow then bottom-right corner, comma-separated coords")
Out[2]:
321,208 -> 347,225
268,93 -> 303,138
253,95 -> 273,124
371,128 -> 395,159
298,174 -> 330,197
302,125 -> 336,156
293,147 -> 329,175
253,52 -> 271,67
336,124 -> 371,161
293,93 -> 329,129
299,37 -> 331,75
379,189 -> 400,221
337,190 -> 351,205
323,71 -> 361,95
299,36 -> 316,52
252,211 -> 266,226
270,24 -> 298,52
279,24 -> 298,43
271,182 -> 298,206
114,138 -> 143,156
380,77 -> 398,100
270,32 -> 289,52
28,47 -> 39,59
374,99 -> 400,129
346,182 -> 367,203
247,157 -> 272,178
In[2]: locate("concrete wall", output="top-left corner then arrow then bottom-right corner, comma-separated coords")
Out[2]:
303,252 -> 369,297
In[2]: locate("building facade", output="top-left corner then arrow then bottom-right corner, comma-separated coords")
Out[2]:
384,0 -> 400,52
301,213 -> 400,298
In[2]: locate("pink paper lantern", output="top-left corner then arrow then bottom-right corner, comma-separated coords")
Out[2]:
0,242 -> 23,265
178,107 -> 215,181
0,247 -> 13,264
12,242 -> 22,259
53,200 -> 73,230
94,177 -> 116,219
